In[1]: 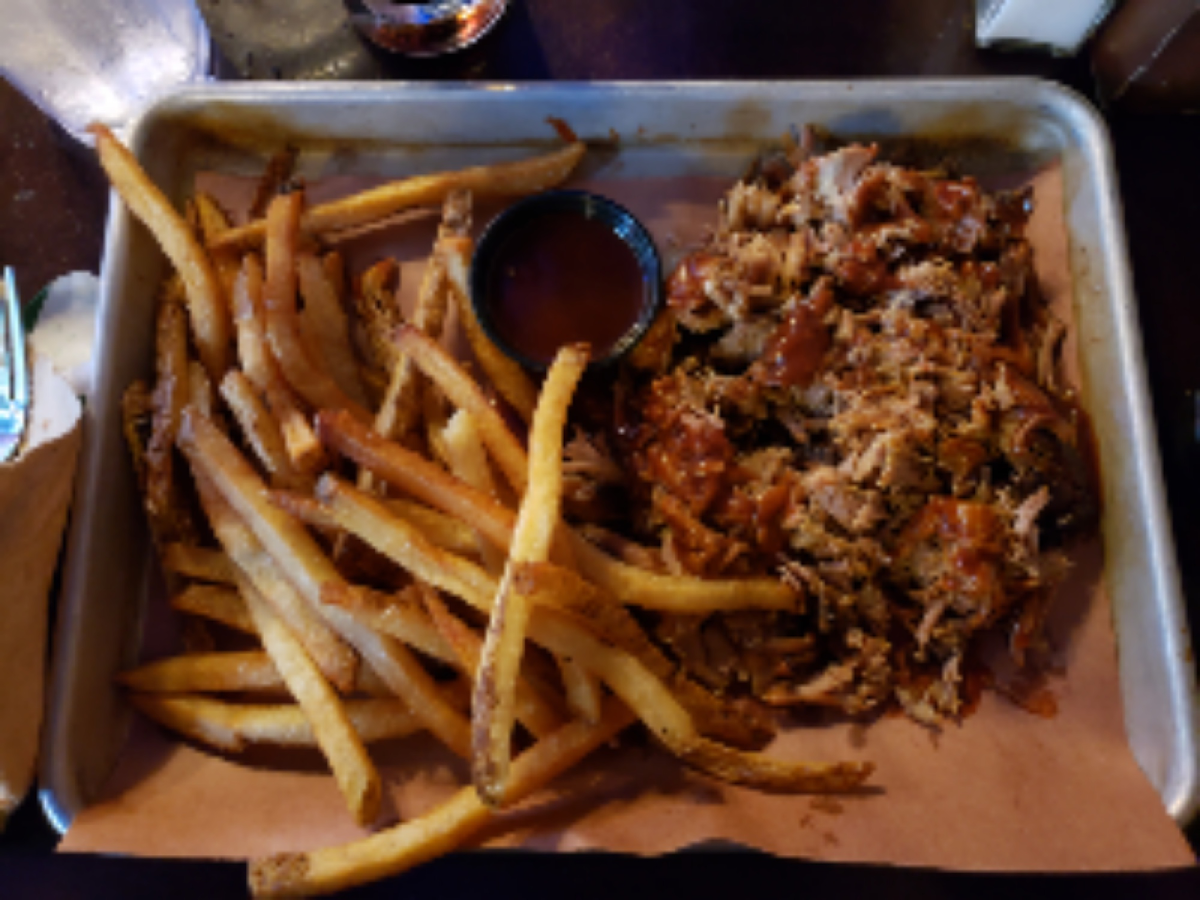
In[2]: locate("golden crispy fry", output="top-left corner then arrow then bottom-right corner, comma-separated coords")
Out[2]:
315,474 -> 495,607
143,282 -> 191,544
363,194 -> 454,489
118,651 -> 286,694
178,409 -> 471,758
421,586 -> 563,740
269,490 -> 341,541
440,235 -> 538,423
187,359 -> 217,419
162,543 -> 237,585
570,532 -> 800,613
91,123 -> 231,379
236,571 -> 382,827
262,190 -> 371,422
131,694 -> 420,753
513,562 -> 775,750
220,369 -> 305,489
187,463 -> 359,695
232,254 -> 325,473
352,259 -> 404,379
249,698 -> 633,900
317,479 -> 867,794
350,246 -> 443,507
440,410 -> 507,573
171,583 -> 255,634
215,141 -> 587,252
192,191 -> 240,314
525,608 -> 872,793
119,649 -> 392,698
556,654 -> 604,727
382,497 -> 480,559
297,251 -> 369,408
393,326 -> 528,496
249,147 -> 298,221
474,344 -> 588,803
319,409 -> 790,614
317,409 -> 516,554
347,587 -> 457,667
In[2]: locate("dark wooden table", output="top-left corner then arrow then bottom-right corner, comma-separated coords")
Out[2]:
2,1 -> 1197,896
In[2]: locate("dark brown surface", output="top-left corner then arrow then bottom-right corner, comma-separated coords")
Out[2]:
1,0 -> 1196,888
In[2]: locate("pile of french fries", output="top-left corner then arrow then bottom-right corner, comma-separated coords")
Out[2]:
93,123 -> 872,898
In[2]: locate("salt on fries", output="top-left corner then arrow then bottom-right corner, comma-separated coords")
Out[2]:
100,127 -> 871,897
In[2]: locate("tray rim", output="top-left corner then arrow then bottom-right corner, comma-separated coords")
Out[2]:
40,76 -> 1200,838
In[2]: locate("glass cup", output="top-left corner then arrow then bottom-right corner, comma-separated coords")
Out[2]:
349,1 -> 508,56
0,0 -> 210,142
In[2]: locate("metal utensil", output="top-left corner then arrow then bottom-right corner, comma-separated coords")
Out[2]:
0,267 -> 30,463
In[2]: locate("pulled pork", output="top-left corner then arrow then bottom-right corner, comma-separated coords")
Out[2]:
587,140 -> 1096,724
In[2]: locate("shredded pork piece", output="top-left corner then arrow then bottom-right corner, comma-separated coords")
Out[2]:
607,137 -> 1097,724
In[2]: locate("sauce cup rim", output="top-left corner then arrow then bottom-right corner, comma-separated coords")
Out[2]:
468,189 -> 663,373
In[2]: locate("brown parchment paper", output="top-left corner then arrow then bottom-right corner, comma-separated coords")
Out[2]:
0,356 -> 82,824
60,164 -> 1196,869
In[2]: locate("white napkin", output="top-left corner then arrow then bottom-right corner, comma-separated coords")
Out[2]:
0,273 -> 92,826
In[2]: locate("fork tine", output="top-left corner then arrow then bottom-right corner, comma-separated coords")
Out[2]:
3,268 -> 28,410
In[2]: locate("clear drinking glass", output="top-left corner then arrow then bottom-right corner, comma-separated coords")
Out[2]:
350,1 -> 509,56
0,0 -> 210,142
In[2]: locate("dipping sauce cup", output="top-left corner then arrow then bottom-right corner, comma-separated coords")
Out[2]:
469,190 -> 663,372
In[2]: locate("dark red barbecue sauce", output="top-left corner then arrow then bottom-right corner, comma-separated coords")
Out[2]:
484,211 -> 645,366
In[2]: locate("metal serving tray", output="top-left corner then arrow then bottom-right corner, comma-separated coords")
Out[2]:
40,79 -> 1199,833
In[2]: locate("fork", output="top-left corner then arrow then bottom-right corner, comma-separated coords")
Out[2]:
0,267 -> 30,463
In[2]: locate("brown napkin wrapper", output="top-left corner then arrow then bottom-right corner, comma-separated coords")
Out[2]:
0,355 -> 82,823
60,166 -> 1195,868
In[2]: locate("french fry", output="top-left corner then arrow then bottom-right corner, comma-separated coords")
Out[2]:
131,694 -> 420,753
440,235 -> 538,424
120,649 -> 394,699
262,189 -> 371,422
143,281 -> 191,544
352,259 -> 405,379
297,251 -> 369,408
392,326 -> 529,496
118,651 -> 287,694
249,146 -> 298,220
315,475 -> 495,609
319,482 -> 870,794
318,406 -> 793,615
91,123 -> 231,380
270,490 -> 340,540
162,543 -> 237,585
421,586 -> 563,740
192,191 -> 241,312
317,409 -> 517,555
187,360 -> 217,419
556,655 -> 604,726
382,497 -> 480,559
232,254 -> 325,473
249,698 -> 633,899
524,607 -> 872,794
440,410 -> 507,573
347,587 -> 458,668
187,463 -> 359,696
220,369 -> 305,489
178,409 -> 472,759
473,344 -> 589,803
570,532 -> 800,614
361,195 -> 453,502
235,570 -> 382,827
171,583 -> 256,634
513,562 -> 776,750
214,141 -> 587,252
